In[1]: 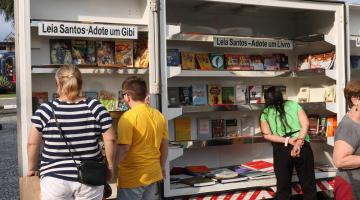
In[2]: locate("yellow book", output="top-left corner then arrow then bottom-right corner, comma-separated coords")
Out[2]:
175,117 -> 192,141
181,52 -> 196,70
196,53 -> 212,70
208,84 -> 222,105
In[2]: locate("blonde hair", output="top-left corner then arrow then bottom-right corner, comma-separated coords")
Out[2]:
55,65 -> 82,101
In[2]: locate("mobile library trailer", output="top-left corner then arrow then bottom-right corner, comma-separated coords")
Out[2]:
16,0 -> 349,199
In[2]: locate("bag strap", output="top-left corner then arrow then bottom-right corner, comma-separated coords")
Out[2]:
50,101 -> 78,167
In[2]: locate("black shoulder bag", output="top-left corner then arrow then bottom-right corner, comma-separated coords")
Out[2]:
51,103 -> 107,186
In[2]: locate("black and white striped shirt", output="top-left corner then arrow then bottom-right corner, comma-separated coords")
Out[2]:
31,98 -> 112,182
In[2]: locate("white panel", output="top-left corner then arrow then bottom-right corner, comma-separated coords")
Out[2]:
30,0 -> 149,25
350,5 -> 360,36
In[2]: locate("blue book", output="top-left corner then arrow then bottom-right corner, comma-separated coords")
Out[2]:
192,84 -> 207,105
167,49 -> 180,66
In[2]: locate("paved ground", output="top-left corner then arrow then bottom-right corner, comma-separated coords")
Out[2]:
0,97 -> 16,107
0,114 -> 19,200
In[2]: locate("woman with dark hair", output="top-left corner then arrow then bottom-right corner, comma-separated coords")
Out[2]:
260,86 -> 317,200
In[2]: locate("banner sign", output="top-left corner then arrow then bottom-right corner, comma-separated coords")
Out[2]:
214,36 -> 293,50
38,21 -> 137,39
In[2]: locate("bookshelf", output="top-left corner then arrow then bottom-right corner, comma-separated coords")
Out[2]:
32,65 -> 149,75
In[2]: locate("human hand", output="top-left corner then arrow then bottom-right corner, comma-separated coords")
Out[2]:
288,138 -> 296,146
27,170 -> 39,177
291,144 -> 301,157
106,166 -> 114,181
161,168 -> 166,179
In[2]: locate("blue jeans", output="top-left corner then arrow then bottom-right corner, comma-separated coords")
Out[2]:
117,182 -> 157,200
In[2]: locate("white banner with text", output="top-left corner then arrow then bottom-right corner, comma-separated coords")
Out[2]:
214,36 -> 293,50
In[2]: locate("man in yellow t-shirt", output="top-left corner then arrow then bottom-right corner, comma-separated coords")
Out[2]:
116,76 -> 168,200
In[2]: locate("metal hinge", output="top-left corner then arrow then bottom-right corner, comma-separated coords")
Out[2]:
150,0 -> 159,12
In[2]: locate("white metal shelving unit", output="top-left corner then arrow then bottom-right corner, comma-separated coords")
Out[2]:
159,0 -> 346,198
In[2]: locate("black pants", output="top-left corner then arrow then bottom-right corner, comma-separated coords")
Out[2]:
273,142 -> 317,200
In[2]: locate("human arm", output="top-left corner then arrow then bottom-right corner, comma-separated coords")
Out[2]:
102,127 -> 117,180
27,125 -> 42,176
291,108 -> 309,157
260,120 -> 296,145
160,139 -> 168,179
333,140 -> 360,169
116,144 -> 130,164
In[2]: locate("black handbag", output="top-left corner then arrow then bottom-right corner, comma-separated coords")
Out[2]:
51,103 -> 107,186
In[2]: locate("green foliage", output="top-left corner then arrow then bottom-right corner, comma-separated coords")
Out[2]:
0,0 -> 14,22
0,75 -> 13,89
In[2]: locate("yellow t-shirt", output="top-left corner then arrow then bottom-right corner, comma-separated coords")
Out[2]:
117,103 -> 168,188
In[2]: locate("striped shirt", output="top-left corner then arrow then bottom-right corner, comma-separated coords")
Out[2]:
31,98 -> 112,182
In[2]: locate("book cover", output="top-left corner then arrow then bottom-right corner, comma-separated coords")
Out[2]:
180,177 -> 216,187
210,53 -> 225,70
319,117 -> 327,136
263,55 -> 280,70
32,92 -> 49,111
298,54 -> 310,70
50,39 -> 72,64
98,90 -> 116,111
195,53 -> 212,70
114,40 -> 133,67
324,85 -> 336,102
248,85 -> 262,104
71,40 -> 87,64
350,56 -> 360,69
225,119 -> 238,137
168,87 -> 180,107
97,41 -> 114,66
208,84 -> 222,105
179,87 -> 192,106
279,54 -> 289,70
167,49 -> 180,66
212,119 -> 225,138
235,85 -> 248,104
297,87 -> 310,103
209,168 -> 238,179
250,55 -> 264,70
185,165 -> 210,174
241,160 -> 274,172
181,52 -> 196,70
134,38 -> 149,68
222,87 -> 235,105
308,117 -> 319,135
197,119 -> 212,140
217,175 -> 248,183
225,54 -> 252,70
192,84 -> 207,105
117,90 -> 129,111
326,116 -> 337,137
86,41 -> 96,64
310,52 -> 335,69
174,117 -> 192,141
231,166 -> 257,176
309,87 -> 325,102
84,91 -> 98,99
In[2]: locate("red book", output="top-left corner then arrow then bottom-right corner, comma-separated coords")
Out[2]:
241,160 -> 273,172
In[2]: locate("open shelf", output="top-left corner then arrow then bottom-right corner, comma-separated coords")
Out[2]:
32,65 -> 149,74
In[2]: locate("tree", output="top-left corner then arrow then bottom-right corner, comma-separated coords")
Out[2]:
0,0 -> 14,22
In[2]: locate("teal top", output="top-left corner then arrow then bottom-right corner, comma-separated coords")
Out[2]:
260,100 -> 310,142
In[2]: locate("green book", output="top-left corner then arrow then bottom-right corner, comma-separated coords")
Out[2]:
222,87 -> 235,104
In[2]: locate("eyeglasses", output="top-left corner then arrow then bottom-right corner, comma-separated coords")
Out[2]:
122,92 -> 128,97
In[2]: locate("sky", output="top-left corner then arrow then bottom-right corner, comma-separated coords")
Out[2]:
0,15 -> 13,41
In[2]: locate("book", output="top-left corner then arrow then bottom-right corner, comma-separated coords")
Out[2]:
326,116 -> 337,137
263,55 -> 280,70
250,55 -> 264,70
310,52 -> 335,69
181,52 -> 196,70
71,40 -> 87,64
99,91 -> 116,111
279,54 -> 289,70
117,90 -> 129,111
97,41 -> 114,66
180,177 -> 216,187
209,168 -> 238,179
241,160 -> 274,172
50,39 -> 72,64
309,87 -> 325,102
167,49 -> 180,66
319,117 -> 327,136
298,54 -> 311,70
192,84 -> 207,105
114,40 -> 133,67
210,53 -> 225,70
297,87 -> 310,103
235,85 -> 248,104
248,85 -> 262,104
217,175 -> 249,183
225,54 -> 252,70
324,85 -> 336,102
179,87 -> 192,106
84,91 -> 98,99
196,53 -> 212,70
86,41 -> 96,64
208,84 -> 222,105
315,165 -> 337,172
225,119 -> 239,137
212,119 -> 225,138
222,87 -> 235,104
32,92 -> 49,111
134,38 -> 149,68
185,165 -> 210,176
168,87 -> 180,107
350,56 -> 360,69
197,119 -> 212,140
174,117 -> 192,141
308,117 -> 320,135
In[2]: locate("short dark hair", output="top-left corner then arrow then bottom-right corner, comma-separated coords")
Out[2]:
122,76 -> 147,101
344,80 -> 360,107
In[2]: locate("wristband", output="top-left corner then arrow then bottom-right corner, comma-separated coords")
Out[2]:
284,137 -> 290,147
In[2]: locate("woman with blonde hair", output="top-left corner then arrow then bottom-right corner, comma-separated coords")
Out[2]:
333,80 -> 360,200
27,65 -> 116,199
